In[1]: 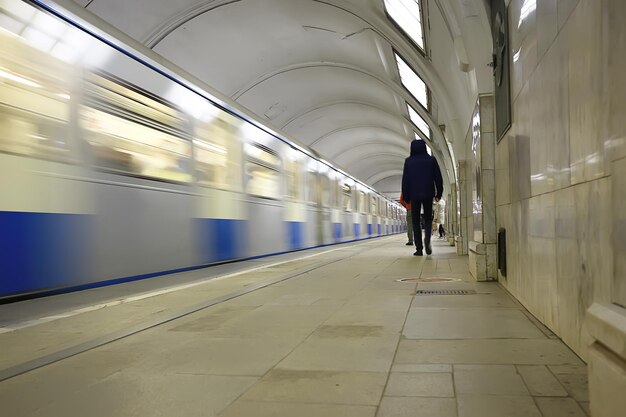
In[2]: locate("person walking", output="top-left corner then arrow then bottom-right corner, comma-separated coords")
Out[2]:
400,193 -> 413,246
401,140 -> 443,256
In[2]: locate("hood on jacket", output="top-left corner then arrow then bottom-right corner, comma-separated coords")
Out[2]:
410,140 -> 427,156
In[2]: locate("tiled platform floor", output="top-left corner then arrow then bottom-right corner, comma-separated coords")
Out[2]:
0,236 -> 589,417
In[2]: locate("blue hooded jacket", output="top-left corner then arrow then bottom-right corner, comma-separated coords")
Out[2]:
401,140 -> 443,202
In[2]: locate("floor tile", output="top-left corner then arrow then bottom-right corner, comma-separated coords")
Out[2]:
241,369 -> 387,405
395,339 -> 583,365
323,305 -> 409,332
390,364 -> 452,373
457,395 -> 542,417
453,365 -> 529,395
32,371 -> 257,417
516,365 -> 568,396
313,324 -> 390,338
535,397 -> 588,417
554,373 -> 589,401
219,401 -> 377,417
410,293 -> 522,309
125,336 -> 304,376
403,309 -> 545,339
377,397 -> 458,417
277,335 -> 399,372
579,401 -> 591,416
548,364 -> 588,375
384,372 -> 454,397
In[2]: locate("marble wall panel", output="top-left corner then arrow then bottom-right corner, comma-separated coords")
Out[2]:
528,59 -> 551,196
580,177 -> 612,308
568,0 -> 606,185
510,83 -> 532,202
509,133 -> 531,203
503,201 -> 521,296
547,30 -> 571,191
537,0 -> 558,60
611,158 -> 626,308
479,95 -> 495,135
530,27 -> 571,196
509,0 -> 525,100
506,199 -> 532,307
554,185 -> 587,355
482,132 -> 495,171
483,169 -> 497,244
496,204 -> 510,282
605,0 -> 626,163
557,0 -> 579,31
496,135 -> 511,206
519,0 -> 538,89
528,193 -> 558,331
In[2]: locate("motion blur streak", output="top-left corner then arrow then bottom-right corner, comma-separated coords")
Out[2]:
0,0 -> 405,301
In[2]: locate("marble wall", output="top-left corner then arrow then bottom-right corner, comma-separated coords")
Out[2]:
497,0 -> 625,376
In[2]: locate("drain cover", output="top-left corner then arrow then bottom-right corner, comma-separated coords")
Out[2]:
396,278 -> 461,283
414,289 -> 477,296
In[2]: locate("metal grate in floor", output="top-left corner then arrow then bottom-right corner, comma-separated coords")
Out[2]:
414,289 -> 477,296
397,278 -> 461,283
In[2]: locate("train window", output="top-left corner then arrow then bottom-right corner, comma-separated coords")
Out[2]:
285,158 -> 302,200
194,112 -> 242,191
245,142 -> 280,199
358,191 -> 366,214
320,174 -> 330,207
342,183 -> 352,212
306,171 -> 318,204
0,29 -> 72,161
371,196 -> 378,216
80,72 -> 192,182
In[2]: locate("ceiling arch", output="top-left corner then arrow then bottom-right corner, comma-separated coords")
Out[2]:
79,0 -> 493,198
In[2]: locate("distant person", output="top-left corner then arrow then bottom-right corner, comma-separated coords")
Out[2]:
399,193 -> 413,246
401,140 -> 443,256
433,199 -> 446,239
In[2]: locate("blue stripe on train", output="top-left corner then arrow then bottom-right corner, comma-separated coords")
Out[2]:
367,224 -> 372,236
378,224 -> 382,235
196,218 -> 246,263
0,211 -> 93,297
287,221 -> 304,250
332,223 -> 342,242
354,223 -> 360,237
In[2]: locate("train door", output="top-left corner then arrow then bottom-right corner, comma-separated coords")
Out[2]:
307,168 -> 323,247
319,170 -> 332,245
243,133 -> 285,257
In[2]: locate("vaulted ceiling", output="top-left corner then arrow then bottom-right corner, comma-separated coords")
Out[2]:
74,0 -> 493,198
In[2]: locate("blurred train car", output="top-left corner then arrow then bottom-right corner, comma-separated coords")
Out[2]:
0,0 -> 405,300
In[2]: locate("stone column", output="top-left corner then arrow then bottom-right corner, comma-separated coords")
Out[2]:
456,160 -> 469,255
468,95 -> 497,281
447,186 -> 457,246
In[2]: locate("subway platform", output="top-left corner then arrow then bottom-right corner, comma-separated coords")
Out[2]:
0,236 -> 589,417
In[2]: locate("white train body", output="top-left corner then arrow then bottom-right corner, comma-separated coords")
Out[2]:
0,0 -> 406,300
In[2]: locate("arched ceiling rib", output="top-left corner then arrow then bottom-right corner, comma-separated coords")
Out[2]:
81,0 -> 493,197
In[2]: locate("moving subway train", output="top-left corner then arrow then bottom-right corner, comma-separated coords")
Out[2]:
0,0 -> 405,300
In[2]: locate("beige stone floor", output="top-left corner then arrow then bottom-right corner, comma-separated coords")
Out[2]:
0,236 -> 590,417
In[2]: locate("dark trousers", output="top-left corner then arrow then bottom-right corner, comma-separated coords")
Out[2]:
439,224 -> 445,237
411,200 -> 433,250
